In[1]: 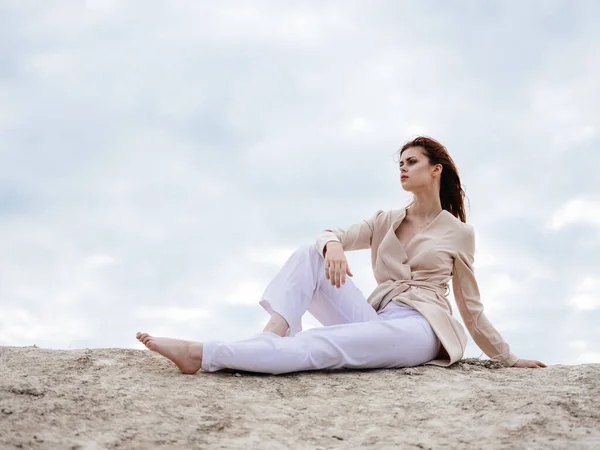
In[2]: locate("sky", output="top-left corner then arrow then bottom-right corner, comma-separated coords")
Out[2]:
1,0 -> 598,366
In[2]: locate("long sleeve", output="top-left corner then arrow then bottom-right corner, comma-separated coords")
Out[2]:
315,209 -> 384,258
452,226 -> 520,368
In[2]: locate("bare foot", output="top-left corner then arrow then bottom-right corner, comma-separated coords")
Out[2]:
136,332 -> 203,374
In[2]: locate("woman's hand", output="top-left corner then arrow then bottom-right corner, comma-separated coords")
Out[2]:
512,359 -> 547,368
324,242 -> 353,288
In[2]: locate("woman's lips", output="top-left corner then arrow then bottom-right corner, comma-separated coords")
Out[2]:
401,175 -> 408,180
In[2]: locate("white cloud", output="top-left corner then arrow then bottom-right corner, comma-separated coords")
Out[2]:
0,308 -> 91,347
224,281 -> 267,306
575,352 -> 600,364
85,254 -> 118,268
134,306 -> 211,321
567,276 -> 600,311
568,340 -> 588,350
547,198 -> 600,231
243,246 -> 298,267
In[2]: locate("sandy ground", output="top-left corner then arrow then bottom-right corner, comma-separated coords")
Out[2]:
0,346 -> 598,449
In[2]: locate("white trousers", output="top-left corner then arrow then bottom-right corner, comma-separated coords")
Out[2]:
201,245 -> 441,374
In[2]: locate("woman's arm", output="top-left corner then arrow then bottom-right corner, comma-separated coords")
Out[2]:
452,225 -> 520,367
315,209 -> 384,258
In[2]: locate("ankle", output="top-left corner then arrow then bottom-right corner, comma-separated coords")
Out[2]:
189,343 -> 203,362
262,313 -> 289,337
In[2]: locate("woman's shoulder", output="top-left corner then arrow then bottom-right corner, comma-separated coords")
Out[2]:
436,211 -> 476,249
372,208 -> 402,226
441,210 -> 473,231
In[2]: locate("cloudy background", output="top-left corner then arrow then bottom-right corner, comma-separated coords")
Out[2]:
1,0 -> 598,366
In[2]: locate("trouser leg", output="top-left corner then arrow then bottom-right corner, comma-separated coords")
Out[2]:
201,304 -> 441,374
258,244 -> 379,336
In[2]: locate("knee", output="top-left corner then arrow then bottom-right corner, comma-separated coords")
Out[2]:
294,244 -> 323,264
295,244 -> 318,256
307,244 -> 324,260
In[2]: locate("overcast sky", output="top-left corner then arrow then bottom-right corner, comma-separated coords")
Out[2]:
1,1 -> 598,366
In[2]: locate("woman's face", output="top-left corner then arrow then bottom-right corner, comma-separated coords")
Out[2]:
399,146 -> 440,191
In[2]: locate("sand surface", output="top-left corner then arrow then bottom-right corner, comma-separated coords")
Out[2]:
0,346 -> 598,449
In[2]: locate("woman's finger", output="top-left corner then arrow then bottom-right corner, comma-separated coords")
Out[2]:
329,264 -> 335,284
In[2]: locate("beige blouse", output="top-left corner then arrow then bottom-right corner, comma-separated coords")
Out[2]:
315,206 -> 520,368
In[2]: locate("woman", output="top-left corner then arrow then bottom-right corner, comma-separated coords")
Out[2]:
136,136 -> 547,373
